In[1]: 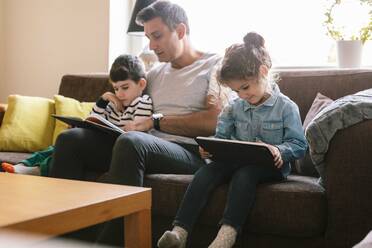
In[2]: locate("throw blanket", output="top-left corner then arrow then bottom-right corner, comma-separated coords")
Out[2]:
305,89 -> 372,187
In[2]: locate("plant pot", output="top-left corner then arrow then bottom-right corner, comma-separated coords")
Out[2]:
336,40 -> 363,68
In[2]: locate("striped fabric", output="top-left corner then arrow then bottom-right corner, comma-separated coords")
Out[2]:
91,94 -> 153,128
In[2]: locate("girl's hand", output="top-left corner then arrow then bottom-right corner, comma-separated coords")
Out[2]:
199,146 -> 212,159
102,92 -> 124,112
265,144 -> 283,168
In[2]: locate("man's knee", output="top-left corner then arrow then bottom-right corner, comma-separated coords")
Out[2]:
55,128 -> 80,147
114,131 -> 150,151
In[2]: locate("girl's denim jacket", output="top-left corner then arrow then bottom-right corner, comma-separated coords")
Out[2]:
215,84 -> 307,177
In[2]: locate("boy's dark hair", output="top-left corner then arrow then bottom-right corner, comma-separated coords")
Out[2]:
109,55 -> 146,83
136,1 -> 190,34
218,32 -> 272,84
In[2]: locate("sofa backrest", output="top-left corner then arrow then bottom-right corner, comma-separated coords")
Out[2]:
277,69 -> 372,121
58,74 -> 112,102
58,69 -> 372,122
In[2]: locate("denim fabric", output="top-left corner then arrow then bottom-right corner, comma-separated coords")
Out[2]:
215,84 -> 307,177
174,161 -> 283,233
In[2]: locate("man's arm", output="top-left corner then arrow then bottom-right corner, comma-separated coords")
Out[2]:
132,95 -> 222,137
160,95 -> 222,137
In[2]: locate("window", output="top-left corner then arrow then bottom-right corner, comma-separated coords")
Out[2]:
172,0 -> 372,67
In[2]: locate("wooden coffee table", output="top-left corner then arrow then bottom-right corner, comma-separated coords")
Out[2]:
0,173 -> 151,247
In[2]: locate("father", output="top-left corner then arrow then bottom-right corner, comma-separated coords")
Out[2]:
50,0 -> 225,188
50,1 -> 227,244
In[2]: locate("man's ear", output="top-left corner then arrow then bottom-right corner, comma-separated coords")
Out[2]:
176,23 -> 186,39
259,65 -> 269,77
138,78 -> 147,91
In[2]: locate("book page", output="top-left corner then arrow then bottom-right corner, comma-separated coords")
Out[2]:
87,113 -> 126,134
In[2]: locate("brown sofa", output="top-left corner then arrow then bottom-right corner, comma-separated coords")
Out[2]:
1,69 -> 372,248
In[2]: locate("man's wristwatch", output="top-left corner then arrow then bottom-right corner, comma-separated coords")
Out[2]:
152,113 -> 164,131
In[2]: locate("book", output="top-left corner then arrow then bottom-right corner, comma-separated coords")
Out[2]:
195,136 -> 275,167
52,113 -> 126,136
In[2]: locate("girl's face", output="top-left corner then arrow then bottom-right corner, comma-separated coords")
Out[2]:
112,78 -> 146,107
227,77 -> 268,106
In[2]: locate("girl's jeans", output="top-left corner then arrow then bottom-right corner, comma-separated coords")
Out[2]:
174,161 -> 284,233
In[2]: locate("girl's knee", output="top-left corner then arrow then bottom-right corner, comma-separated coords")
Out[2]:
193,165 -> 225,188
234,166 -> 259,184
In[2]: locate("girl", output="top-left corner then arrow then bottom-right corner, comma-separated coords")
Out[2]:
157,32 -> 307,248
1,54 -> 152,176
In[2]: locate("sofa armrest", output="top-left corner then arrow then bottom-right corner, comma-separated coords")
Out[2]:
0,103 -> 7,126
324,120 -> 372,247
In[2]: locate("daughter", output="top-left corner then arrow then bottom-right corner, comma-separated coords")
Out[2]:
157,32 -> 307,248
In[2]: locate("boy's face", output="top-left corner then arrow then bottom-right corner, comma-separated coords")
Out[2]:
112,79 -> 146,107
227,78 -> 267,106
144,17 -> 182,63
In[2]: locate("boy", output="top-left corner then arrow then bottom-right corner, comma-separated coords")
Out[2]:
1,54 -> 152,176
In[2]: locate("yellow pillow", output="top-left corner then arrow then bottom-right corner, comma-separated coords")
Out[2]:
53,95 -> 95,144
0,95 -> 55,152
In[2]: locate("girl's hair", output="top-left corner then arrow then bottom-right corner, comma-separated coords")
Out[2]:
109,55 -> 146,84
218,32 -> 274,85
136,1 -> 190,35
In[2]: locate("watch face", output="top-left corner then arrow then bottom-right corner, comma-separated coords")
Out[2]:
153,113 -> 164,119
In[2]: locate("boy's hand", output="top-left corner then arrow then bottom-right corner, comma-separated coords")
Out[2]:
102,92 -> 124,112
123,121 -> 136,131
265,144 -> 283,168
123,117 -> 153,132
199,146 -> 212,159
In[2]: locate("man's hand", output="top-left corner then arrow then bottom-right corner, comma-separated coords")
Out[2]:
102,92 -> 123,112
123,117 -> 153,132
265,144 -> 283,168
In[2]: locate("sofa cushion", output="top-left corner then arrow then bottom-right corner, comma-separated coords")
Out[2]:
0,151 -> 31,165
53,95 -> 95,144
0,103 -> 7,126
0,95 -> 55,152
305,88 -> 372,186
144,174 -> 326,237
302,93 -> 333,130
295,93 -> 333,177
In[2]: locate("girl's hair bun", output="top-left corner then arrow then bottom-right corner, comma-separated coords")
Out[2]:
243,32 -> 265,49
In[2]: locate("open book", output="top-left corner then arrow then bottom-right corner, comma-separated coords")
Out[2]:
195,136 -> 275,167
52,113 -> 126,136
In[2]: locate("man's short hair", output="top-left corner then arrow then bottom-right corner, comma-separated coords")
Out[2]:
136,1 -> 190,34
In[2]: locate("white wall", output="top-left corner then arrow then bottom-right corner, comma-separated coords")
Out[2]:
0,0 -> 110,102
109,0 -> 144,67
0,0 -> 4,101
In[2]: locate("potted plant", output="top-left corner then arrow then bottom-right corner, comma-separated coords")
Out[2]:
324,0 -> 372,67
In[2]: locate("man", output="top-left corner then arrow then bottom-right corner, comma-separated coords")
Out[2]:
50,0 -> 224,187
49,0 -> 228,245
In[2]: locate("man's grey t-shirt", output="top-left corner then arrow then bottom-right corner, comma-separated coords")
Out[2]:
146,52 -> 222,144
